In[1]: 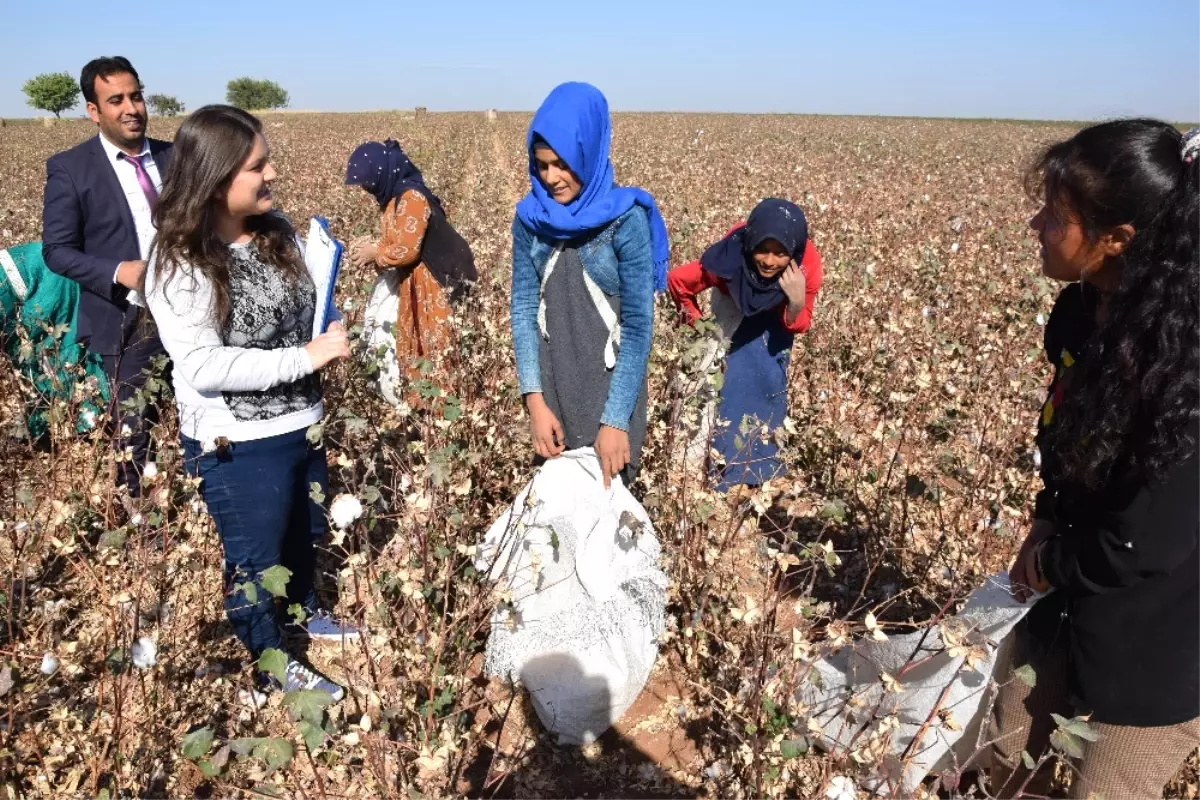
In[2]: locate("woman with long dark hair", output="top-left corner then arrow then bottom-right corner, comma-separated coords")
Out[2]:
990,121 -> 1199,798
145,105 -> 357,701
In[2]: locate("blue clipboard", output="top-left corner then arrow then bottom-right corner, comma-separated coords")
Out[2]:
304,216 -> 344,338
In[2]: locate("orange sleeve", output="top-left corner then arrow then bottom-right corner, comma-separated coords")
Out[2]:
667,259 -> 723,326
376,189 -> 432,268
780,240 -> 823,334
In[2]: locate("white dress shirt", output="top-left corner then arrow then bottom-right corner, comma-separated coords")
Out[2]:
98,133 -> 162,306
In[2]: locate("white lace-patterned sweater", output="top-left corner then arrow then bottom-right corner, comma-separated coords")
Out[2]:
145,240 -> 336,445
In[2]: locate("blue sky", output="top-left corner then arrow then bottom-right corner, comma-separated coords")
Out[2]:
3,0 -> 1197,121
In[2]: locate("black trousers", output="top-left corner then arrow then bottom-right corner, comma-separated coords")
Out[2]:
96,308 -> 168,498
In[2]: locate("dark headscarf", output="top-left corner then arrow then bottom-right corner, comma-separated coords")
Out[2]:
344,139 -> 444,216
700,198 -> 808,317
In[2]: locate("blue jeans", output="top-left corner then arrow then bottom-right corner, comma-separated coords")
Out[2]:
182,428 -> 328,657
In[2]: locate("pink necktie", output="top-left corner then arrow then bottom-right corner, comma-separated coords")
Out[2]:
119,152 -> 158,210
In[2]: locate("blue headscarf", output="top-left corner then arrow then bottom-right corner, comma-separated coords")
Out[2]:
345,139 -> 444,216
515,82 -> 670,291
700,198 -> 808,318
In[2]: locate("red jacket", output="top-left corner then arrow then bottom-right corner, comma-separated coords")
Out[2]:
666,223 -> 823,334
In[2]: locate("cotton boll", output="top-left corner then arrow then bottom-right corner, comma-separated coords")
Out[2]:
826,775 -> 858,800
143,462 -> 159,479
131,636 -> 157,669
330,494 -> 364,530
40,652 -> 59,676
239,688 -> 268,709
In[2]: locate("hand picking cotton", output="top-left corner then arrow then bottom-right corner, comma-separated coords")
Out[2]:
800,574 -> 1037,796
475,448 -> 667,745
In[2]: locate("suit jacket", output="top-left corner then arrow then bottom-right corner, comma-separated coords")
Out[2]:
42,135 -> 172,356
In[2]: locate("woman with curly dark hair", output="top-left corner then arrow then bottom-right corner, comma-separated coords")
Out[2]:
989,121 -> 1199,799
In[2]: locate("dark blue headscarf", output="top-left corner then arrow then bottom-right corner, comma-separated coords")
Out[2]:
515,82 -> 671,291
345,139 -> 444,216
700,198 -> 808,317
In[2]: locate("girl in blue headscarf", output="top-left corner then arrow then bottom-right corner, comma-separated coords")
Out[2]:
510,82 -> 670,487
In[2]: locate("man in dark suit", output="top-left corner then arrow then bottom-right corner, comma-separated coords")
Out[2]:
42,56 -> 171,503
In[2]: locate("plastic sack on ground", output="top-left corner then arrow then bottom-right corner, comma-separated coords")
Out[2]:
801,574 -> 1036,796
475,448 -> 668,745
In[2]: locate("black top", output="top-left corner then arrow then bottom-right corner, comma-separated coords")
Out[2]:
421,204 -> 477,303
1027,283 -> 1199,726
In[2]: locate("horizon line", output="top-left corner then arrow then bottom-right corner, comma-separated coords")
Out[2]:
4,108 -> 1196,127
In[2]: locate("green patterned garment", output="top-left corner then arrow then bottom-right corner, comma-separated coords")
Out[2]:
1,242 -> 110,440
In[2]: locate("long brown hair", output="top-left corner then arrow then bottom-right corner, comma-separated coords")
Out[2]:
150,104 -> 306,327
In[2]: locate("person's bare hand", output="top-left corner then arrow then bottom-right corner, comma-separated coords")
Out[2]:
305,326 -> 350,370
1010,519 -> 1055,602
526,393 -> 565,459
779,260 -> 806,306
595,424 -> 630,489
349,240 -> 379,268
116,260 -> 146,291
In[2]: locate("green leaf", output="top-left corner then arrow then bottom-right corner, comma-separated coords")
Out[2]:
298,720 -> 326,752
260,565 -> 292,598
99,529 -> 127,551
1059,715 -> 1100,742
1014,664 -> 1037,688
362,484 -> 381,506
198,759 -> 219,778
288,603 -> 307,624
744,722 -> 758,735
255,737 -> 294,769
309,482 -> 326,504
16,488 -> 33,507
181,726 -> 214,760
229,736 -> 267,756
305,423 -> 324,446
234,581 -> 258,605
284,689 -> 332,726
780,738 -> 808,760
1049,728 -> 1084,759
258,648 -> 288,684
1020,750 -> 1036,770
819,500 -> 847,523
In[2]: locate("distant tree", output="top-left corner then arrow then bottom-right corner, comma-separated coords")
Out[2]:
225,78 -> 289,110
147,94 -> 185,117
22,72 -> 80,118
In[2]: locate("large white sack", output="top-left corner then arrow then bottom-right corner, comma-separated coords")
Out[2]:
802,574 -> 1037,796
475,448 -> 668,745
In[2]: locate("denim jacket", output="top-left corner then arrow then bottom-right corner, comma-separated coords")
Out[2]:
510,206 -> 654,431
